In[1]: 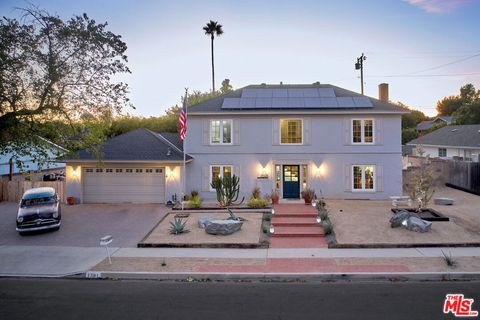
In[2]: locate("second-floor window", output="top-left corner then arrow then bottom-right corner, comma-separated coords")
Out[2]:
352,119 -> 374,144
280,119 -> 303,144
210,120 -> 232,144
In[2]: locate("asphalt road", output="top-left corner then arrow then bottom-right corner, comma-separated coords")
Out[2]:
1,278 -> 479,320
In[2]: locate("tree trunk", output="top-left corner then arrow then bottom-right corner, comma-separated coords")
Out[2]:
211,35 -> 215,92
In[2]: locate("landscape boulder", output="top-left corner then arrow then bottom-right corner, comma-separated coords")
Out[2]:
205,219 -> 243,235
405,216 -> 432,233
390,210 -> 420,228
198,216 -> 217,229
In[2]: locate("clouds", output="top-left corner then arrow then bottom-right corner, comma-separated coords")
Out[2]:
403,0 -> 470,13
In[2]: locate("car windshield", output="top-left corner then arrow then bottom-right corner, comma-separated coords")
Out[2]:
21,196 -> 57,207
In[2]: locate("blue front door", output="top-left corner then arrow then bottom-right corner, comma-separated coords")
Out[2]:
283,165 -> 300,199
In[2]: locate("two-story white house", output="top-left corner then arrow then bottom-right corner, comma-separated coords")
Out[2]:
65,83 -> 408,203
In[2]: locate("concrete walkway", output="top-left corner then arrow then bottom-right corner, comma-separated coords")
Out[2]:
2,244 -> 480,278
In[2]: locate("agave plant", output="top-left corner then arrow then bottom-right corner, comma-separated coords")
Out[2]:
169,217 -> 190,235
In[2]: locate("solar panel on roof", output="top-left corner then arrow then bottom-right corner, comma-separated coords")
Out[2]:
255,98 -> 272,108
336,97 -> 356,107
318,88 -> 336,97
287,89 -> 304,98
352,97 -> 373,107
288,97 -> 304,107
272,89 -> 288,98
241,89 -> 257,98
222,98 -> 240,108
303,89 -> 320,97
271,97 -> 289,108
304,98 -> 321,108
239,98 -> 256,108
320,97 -> 339,107
256,89 -> 272,98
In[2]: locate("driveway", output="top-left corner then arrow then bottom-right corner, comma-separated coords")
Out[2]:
0,202 -> 168,247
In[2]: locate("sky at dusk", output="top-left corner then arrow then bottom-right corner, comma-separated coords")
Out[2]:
1,0 -> 480,117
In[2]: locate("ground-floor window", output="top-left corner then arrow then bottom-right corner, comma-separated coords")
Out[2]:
352,165 -> 375,192
438,148 -> 447,158
210,165 -> 232,191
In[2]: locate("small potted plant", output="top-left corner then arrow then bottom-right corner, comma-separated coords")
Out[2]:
67,196 -> 75,205
270,189 -> 280,205
301,188 -> 315,205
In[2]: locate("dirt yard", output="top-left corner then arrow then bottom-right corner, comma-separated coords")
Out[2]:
328,187 -> 480,247
139,210 -> 265,248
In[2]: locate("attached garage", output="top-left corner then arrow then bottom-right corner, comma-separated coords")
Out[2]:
65,129 -> 192,204
83,167 -> 165,203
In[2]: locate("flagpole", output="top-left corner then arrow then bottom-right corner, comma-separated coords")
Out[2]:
182,88 -> 188,211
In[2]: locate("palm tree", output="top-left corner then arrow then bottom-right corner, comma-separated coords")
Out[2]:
203,20 -> 223,92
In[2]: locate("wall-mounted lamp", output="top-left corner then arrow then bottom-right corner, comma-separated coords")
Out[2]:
257,163 -> 269,179
166,167 -> 176,179
69,166 -> 81,179
314,163 -> 327,177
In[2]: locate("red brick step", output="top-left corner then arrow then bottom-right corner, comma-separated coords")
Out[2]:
271,226 -> 325,237
271,217 -> 318,227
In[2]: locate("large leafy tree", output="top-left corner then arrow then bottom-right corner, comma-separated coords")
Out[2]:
0,7 -> 132,169
452,101 -> 480,125
203,20 -> 223,92
436,84 -> 480,116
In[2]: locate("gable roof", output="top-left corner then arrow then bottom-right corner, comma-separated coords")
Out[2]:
187,83 -> 408,114
416,120 -> 434,131
408,124 -> 480,149
68,128 -> 191,162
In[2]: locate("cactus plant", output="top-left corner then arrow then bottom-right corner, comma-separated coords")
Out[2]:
211,174 -> 244,207
169,217 -> 189,235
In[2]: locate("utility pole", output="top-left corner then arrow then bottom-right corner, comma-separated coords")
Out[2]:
355,53 -> 367,95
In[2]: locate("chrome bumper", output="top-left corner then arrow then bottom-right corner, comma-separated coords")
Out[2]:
16,221 -> 61,232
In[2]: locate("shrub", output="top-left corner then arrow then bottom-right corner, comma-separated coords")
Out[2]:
252,186 -> 261,199
187,195 -> 202,208
190,190 -> 199,198
318,209 -> 329,221
262,225 -> 268,233
322,220 -> 333,235
441,250 -> 457,267
316,199 -> 326,208
247,198 -> 268,208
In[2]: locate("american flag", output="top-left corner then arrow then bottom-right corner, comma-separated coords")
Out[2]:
179,95 -> 187,140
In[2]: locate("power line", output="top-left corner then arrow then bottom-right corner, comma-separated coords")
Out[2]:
406,52 -> 480,75
366,72 -> 480,78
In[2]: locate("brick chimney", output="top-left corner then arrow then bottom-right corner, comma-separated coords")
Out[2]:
378,83 -> 389,102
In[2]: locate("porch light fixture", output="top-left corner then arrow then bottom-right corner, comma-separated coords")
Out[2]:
269,225 -> 275,234
166,167 -> 175,179
258,165 -> 269,179
70,166 -> 81,179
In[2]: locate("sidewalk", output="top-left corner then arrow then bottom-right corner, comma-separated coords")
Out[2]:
2,245 -> 480,279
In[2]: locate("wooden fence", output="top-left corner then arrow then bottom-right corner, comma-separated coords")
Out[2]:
447,161 -> 480,195
0,181 -> 66,203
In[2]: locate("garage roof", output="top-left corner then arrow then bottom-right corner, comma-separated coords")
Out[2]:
68,128 -> 192,162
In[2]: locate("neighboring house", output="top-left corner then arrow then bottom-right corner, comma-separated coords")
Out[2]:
65,129 -> 191,203
408,124 -> 480,160
416,116 -> 452,132
65,83 -> 408,204
0,137 -> 66,179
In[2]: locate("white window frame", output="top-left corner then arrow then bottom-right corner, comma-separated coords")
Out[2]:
209,165 -> 233,191
279,118 -> 304,145
210,119 -> 233,145
351,165 -> 376,192
351,119 -> 375,145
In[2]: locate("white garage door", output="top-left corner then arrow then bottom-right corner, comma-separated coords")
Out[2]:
83,167 -> 165,203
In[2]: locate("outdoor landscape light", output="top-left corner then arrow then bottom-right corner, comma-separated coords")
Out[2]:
312,202 -> 316,207
316,216 -> 322,224
271,208 -> 275,215
269,225 -> 275,234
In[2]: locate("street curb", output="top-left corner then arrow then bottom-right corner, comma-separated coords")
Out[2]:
77,271 -> 480,282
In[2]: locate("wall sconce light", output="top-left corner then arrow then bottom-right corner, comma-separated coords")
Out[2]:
257,164 -> 269,179
166,167 -> 176,179
70,166 -> 81,179
314,163 -> 327,177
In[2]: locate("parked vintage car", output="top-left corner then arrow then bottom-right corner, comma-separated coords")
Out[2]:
16,187 -> 61,234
